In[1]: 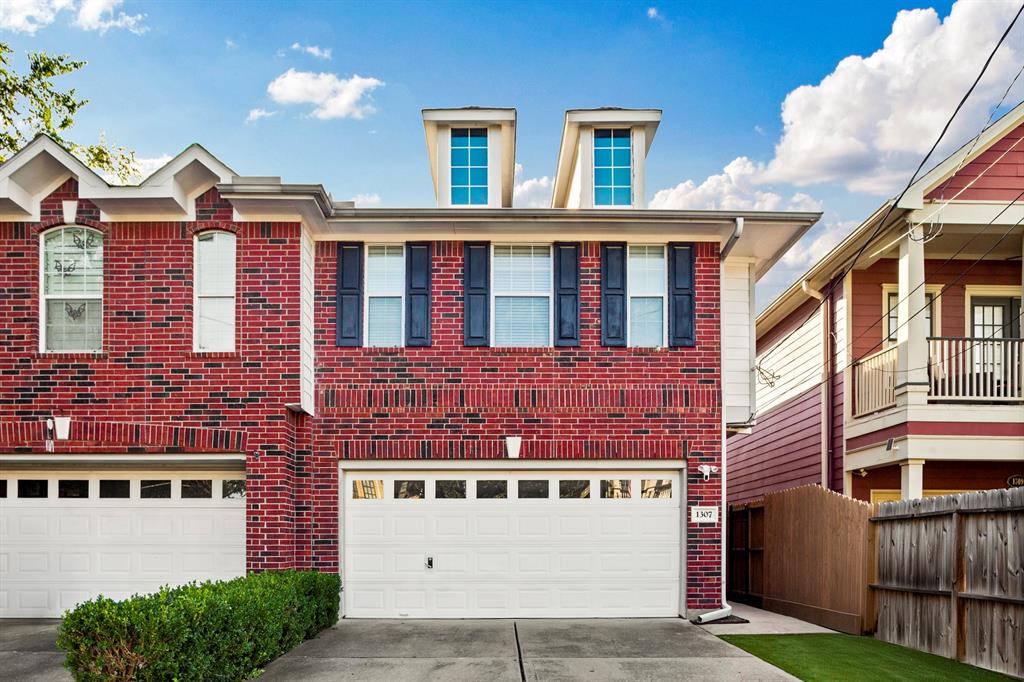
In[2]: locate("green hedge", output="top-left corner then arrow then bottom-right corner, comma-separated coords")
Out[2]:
56,571 -> 340,681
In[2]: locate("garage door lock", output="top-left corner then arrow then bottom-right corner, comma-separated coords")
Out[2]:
425,556 -> 433,569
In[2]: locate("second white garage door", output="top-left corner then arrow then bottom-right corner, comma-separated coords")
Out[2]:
342,470 -> 681,618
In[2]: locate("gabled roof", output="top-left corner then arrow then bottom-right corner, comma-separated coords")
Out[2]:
0,134 -> 235,221
756,100 -> 1024,336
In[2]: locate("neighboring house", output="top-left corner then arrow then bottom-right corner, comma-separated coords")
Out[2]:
729,103 -> 1024,506
0,107 -> 817,619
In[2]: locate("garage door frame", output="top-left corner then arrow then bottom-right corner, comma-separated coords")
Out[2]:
338,459 -> 687,618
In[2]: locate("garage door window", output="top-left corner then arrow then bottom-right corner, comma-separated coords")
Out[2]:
641,479 -> 672,498
435,480 -> 466,499
600,480 -> 630,498
517,480 -> 548,498
223,480 -> 246,499
58,480 -> 89,498
476,480 -> 508,499
559,480 -> 590,498
100,480 -> 130,498
0,480 -> 6,497
182,480 -> 212,498
395,480 -> 425,499
18,480 -> 48,498
141,480 -> 171,499
353,480 -> 384,499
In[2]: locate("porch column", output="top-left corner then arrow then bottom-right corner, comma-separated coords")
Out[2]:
900,458 -> 925,500
895,223 -> 929,406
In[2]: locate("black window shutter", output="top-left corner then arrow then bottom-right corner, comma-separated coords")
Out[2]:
335,242 -> 363,347
601,242 -> 627,346
554,242 -> 581,347
668,242 -> 696,347
463,241 -> 490,346
405,242 -> 432,347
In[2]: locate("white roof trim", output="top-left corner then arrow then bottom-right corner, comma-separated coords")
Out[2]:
0,135 -> 235,221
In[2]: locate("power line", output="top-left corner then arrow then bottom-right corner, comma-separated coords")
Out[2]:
756,2 -> 1024,371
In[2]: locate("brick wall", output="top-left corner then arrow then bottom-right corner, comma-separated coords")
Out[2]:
0,180 -> 304,571
312,239 -> 724,609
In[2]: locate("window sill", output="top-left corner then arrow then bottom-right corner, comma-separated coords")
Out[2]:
33,351 -> 108,360
189,351 -> 241,359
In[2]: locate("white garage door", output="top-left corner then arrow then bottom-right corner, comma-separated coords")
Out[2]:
0,471 -> 246,618
342,470 -> 681,618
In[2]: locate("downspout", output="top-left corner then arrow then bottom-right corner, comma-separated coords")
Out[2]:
695,220 -> 744,624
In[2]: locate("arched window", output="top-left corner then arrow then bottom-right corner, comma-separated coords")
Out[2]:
194,231 -> 236,352
40,227 -> 104,352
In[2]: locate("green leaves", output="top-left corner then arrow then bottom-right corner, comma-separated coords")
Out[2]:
56,571 -> 341,682
0,42 -> 138,183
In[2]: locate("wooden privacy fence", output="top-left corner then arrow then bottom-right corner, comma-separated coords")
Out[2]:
871,487 -> 1023,678
728,485 -> 1023,678
728,485 -> 872,634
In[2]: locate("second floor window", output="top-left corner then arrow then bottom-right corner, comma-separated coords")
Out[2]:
194,231 -> 236,352
628,245 -> 666,347
451,128 -> 488,205
492,244 -> 551,347
366,244 -> 405,347
41,226 -> 103,352
886,291 -> 935,342
594,129 -> 631,206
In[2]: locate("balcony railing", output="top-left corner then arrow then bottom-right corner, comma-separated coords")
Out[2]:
928,337 -> 1023,402
853,346 -> 898,416
853,337 -> 1024,416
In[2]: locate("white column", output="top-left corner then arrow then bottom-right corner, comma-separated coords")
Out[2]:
900,458 -> 925,500
843,469 -> 853,497
895,223 -> 929,406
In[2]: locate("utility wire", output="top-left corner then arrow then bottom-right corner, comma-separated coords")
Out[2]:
756,2 -> 1024,373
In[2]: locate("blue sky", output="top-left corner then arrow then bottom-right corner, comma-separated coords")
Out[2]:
5,0 -> 1022,306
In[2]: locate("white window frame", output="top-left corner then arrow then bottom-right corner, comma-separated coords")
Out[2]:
964,285 -> 1022,337
626,244 -> 668,348
489,243 -> 553,348
193,230 -> 237,353
592,127 -> 633,208
364,243 -> 406,348
881,283 -> 941,344
39,226 -> 104,354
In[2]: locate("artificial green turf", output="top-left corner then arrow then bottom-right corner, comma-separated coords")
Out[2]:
719,633 -> 1013,682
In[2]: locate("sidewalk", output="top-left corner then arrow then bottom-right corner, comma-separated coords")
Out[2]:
697,603 -> 835,636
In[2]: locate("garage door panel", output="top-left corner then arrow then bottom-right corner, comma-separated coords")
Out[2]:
343,470 -> 682,618
0,472 -> 246,618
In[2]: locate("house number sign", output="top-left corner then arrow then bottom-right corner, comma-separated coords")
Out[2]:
690,506 -> 719,524
1008,474 -> 1024,488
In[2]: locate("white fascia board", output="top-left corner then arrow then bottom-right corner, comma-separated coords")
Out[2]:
422,108 -> 516,122
340,458 -> 686,470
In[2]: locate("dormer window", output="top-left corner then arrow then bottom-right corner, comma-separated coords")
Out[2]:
594,129 -> 632,206
451,128 -> 488,205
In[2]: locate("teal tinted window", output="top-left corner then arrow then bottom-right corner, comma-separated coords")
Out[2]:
451,128 -> 488,205
594,129 -> 631,206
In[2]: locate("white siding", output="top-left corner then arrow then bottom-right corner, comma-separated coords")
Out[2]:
833,293 -> 847,375
722,258 -> 755,424
299,226 -> 316,415
756,307 -> 823,414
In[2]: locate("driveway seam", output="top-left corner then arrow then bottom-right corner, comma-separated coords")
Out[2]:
513,621 -> 526,682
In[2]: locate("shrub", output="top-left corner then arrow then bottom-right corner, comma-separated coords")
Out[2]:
56,571 -> 340,681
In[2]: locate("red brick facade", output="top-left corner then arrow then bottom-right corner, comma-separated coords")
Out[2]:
2,182 -> 726,611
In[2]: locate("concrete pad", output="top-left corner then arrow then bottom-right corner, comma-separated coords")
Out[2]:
0,619 -> 62,648
698,603 -> 835,636
524,656 -> 798,681
0,620 -> 70,682
516,618 -> 745,659
261,655 -> 521,682
291,620 -> 517,658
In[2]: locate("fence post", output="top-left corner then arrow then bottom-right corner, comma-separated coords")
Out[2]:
863,509 -> 878,634
951,511 -> 966,662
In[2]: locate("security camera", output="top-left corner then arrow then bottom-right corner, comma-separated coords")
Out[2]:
697,464 -> 719,481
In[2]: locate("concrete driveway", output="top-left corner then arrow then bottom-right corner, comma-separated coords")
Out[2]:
260,618 -> 795,681
0,620 -> 69,682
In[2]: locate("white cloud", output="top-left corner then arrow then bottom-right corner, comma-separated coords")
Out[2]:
266,68 -> 383,120
73,0 -> 146,34
781,219 -> 857,269
646,7 -> 663,21
650,157 -> 821,212
754,125 -> 765,136
245,107 -> 276,124
0,0 -> 73,34
101,153 -> 171,185
349,192 -> 381,207
512,163 -> 553,208
225,38 -> 238,49
291,42 -> 332,60
760,1 -> 1024,195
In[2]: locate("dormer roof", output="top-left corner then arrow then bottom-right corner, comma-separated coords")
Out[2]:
422,107 -> 517,207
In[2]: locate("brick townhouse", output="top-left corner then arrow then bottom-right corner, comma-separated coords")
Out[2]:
0,107 -> 817,619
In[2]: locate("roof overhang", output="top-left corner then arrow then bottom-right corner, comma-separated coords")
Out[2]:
422,107 -> 517,207
552,108 -> 662,208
